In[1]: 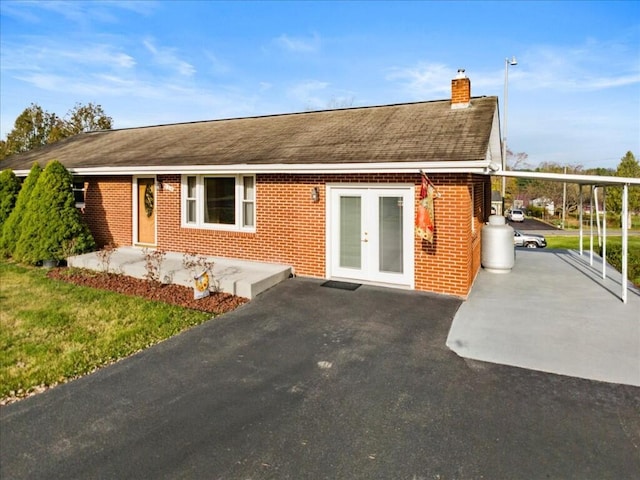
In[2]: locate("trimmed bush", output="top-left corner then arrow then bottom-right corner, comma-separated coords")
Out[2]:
0,169 -> 21,230
14,160 -> 95,264
0,163 -> 41,256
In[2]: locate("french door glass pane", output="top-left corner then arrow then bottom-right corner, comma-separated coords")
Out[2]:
340,196 -> 361,269
379,196 -> 403,273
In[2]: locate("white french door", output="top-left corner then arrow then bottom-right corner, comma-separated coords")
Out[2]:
328,186 -> 414,287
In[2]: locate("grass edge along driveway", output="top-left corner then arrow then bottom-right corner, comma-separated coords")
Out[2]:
0,261 -> 212,403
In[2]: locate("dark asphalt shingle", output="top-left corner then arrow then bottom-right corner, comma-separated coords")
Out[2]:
2,96 -> 498,171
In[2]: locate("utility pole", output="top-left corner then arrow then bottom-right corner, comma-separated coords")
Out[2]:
502,56 -> 517,214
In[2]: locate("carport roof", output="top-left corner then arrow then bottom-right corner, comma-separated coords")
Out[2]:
497,169 -> 640,186
495,168 -> 639,304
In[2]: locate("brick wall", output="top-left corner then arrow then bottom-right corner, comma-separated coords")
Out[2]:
81,172 -> 489,297
147,172 -> 490,298
82,176 -> 132,247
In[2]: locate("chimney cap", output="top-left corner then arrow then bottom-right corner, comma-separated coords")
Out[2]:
456,69 -> 466,79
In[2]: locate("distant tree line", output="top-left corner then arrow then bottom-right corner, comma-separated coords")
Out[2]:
0,103 -> 112,161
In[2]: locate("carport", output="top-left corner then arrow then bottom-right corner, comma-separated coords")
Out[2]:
447,170 -> 640,386
496,170 -> 640,304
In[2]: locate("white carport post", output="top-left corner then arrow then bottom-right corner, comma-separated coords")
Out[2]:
578,185 -> 583,255
602,187 -> 607,280
589,186 -> 594,265
622,184 -> 628,304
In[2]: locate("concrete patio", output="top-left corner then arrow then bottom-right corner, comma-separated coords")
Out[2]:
68,247 -> 292,299
447,248 -> 640,386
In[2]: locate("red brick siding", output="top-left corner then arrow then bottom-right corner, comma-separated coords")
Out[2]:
82,176 -> 132,247
82,173 -> 489,298
451,77 -> 471,105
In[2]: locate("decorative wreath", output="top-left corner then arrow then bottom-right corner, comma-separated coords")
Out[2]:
144,183 -> 154,217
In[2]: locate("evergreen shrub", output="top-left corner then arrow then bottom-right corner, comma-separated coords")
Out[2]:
0,169 -> 21,230
15,160 -> 95,264
0,163 -> 41,256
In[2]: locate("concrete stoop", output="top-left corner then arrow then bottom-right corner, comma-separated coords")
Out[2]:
68,247 -> 292,299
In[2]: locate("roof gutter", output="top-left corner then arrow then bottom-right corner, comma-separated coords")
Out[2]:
11,160 -> 494,177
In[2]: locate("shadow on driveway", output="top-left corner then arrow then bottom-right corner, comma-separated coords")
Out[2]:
1,278 -> 639,479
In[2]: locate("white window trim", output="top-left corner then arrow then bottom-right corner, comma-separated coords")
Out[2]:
181,174 -> 256,232
72,177 -> 86,209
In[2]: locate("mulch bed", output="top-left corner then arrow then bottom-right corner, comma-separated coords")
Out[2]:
47,268 -> 249,314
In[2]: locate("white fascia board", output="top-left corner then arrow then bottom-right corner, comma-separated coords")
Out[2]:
495,170 -> 640,186
58,160 -> 493,176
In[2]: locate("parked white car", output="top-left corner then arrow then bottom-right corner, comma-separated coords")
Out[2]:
508,209 -> 525,222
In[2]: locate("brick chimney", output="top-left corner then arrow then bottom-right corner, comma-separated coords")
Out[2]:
451,69 -> 471,109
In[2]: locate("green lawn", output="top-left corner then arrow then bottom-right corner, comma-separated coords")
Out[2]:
545,235 -> 640,250
0,261 -> 211,401
545,235 -> 640,286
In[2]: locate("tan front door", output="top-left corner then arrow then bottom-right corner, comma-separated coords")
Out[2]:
137,178 -> 156,245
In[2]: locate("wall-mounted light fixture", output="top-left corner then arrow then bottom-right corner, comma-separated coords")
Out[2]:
311,187 -> 320,203
157,181 -> 174,192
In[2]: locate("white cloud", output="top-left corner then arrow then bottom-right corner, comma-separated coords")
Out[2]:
203,51 -> 231,75
142,38 -> 196,77
1,42 -> 135,72
274,33 -> 321,53
505,42 -> 640,92
386,63 -> 452,99
288,80 -> 330,109
0,0 -> 157,26
15,73 -> 64,91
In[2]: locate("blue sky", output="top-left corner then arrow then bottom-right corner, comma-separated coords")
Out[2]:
1,0 -> 638,169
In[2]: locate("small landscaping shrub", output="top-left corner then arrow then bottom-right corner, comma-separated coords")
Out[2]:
14,160 -> 95,264
142,247 -> 166,283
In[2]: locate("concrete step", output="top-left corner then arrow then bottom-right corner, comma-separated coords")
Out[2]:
68,247 -> 292,299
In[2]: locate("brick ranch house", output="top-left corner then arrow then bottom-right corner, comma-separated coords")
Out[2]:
4,72 -> 501,298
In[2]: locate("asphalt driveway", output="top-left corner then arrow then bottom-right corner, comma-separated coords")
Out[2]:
1,278 -> 639,479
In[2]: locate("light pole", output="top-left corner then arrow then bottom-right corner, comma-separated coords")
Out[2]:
502,56 -> 517,209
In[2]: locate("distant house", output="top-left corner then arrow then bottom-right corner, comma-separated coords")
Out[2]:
2,71 -> 501,298
531,197 -> 555,215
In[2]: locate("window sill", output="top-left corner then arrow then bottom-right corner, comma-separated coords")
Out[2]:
181,223 -> 256,234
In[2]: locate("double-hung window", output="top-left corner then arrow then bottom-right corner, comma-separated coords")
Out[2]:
182,175 -> 255,231
72,178 -> 86,208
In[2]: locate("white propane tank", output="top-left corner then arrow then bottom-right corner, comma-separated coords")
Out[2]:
481,215 -> 515,273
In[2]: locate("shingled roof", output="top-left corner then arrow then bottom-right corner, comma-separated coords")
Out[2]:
3,96 -> 499,173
